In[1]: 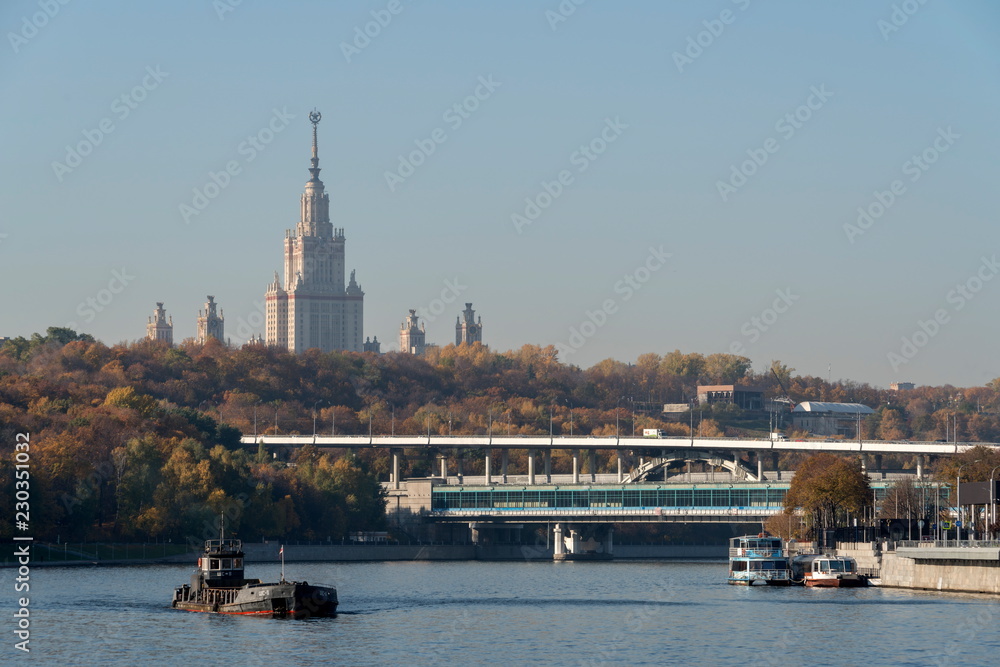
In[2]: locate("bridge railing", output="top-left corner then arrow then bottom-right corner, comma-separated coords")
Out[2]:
894,539 -> 1000,549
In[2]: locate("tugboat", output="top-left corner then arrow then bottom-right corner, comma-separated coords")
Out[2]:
727,533 -> 791,586
171,532 -> 337,618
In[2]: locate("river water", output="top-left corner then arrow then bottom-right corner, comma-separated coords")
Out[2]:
17,559 -> 1000,665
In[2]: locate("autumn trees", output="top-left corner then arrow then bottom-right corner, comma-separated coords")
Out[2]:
783,453 -> 871,534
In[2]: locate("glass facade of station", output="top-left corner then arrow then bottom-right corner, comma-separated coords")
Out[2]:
431,484 -> 789,511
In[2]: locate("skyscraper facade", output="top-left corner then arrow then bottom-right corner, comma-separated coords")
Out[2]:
265,111 -> 364,353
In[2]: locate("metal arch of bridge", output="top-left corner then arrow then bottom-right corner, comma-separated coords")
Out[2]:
625,450 -> 759,483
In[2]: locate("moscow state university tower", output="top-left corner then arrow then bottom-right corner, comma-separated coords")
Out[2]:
265,111 -> 364,353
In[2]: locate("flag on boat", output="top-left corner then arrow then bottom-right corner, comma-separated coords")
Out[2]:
279,545 -> 284,556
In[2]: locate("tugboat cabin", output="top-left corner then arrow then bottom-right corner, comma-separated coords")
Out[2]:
198,539 -> 249,587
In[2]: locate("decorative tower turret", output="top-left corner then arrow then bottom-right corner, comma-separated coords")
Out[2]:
456,302 -> 482,346
196,295 -> 225,344
147,302 -> 173,345
400,310 -> 426,355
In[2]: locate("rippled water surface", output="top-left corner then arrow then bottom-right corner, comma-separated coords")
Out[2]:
19,559 -> 1000,665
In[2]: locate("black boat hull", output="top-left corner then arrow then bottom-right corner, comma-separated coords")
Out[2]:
172,582 -> 337,618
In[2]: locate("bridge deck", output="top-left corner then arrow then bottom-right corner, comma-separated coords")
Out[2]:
243,434 -> 991,456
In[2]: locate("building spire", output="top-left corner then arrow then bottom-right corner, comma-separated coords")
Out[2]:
308,109 -> 322,182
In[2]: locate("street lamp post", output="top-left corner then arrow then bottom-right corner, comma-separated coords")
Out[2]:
990,465 -> 1000,540
956,461 -> 978,541
312,400 -> 322,437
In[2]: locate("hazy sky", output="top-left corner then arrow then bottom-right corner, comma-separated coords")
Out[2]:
2,1 -> 998,388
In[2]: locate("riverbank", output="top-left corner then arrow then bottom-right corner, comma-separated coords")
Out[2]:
4,542 -> 726,567
838,540 -> 1000,595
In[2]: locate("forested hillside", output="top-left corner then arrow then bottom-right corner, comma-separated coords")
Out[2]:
2,327 -> 999,542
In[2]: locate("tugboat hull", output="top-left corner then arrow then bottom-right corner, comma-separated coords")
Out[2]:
172,582 -> 338,618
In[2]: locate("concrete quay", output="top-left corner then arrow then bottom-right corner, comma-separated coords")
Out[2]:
837,540 -> 1000,595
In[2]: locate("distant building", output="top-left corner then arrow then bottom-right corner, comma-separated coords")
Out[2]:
696,384 -> 764,411
146,302 -> 173,345
363,336 -> 382,353
399,310 -> 426,355
196,295 -> 225,344
890,382 -> 915,391
791,401 -> 874,437
455,302 -> 483,346
264,110 -> 365,353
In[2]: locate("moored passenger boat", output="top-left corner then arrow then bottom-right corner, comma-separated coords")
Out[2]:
728,533 -> 791,586
171,538 -> 337,618
790,555 -> 866,588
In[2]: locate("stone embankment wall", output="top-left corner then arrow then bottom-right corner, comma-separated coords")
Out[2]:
835,542 -> 1000,595
878,551 -> 1000,594
243,543 -> 476,562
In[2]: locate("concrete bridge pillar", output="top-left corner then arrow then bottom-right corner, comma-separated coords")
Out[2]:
917,454 -> 924,480
544,450 -> 551,483
456,449 -> 464,482
439,454 -> 448,479
874,454 -> 883,471
860,453 -> 868,472
501,449 -> 509,483
484,450 -> 492,485
616,451 -> 623,483
771,453 -> 780,481
757,455 -> 763,482
605,526 -> 614,556
589,449 -> 596,482
391,450 -> 400,490
553,524 -> 565,556
527,450 -> 536,485
572,450 -> 580,484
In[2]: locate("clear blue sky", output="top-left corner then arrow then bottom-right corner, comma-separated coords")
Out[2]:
2,1 -> 998,388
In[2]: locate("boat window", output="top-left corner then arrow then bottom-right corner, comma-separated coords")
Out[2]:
731,561 -> 747,571
234,558 -> 243,569
210,559 -> 220,569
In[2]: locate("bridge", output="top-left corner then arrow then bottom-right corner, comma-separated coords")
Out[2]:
241,434 -> 991,488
